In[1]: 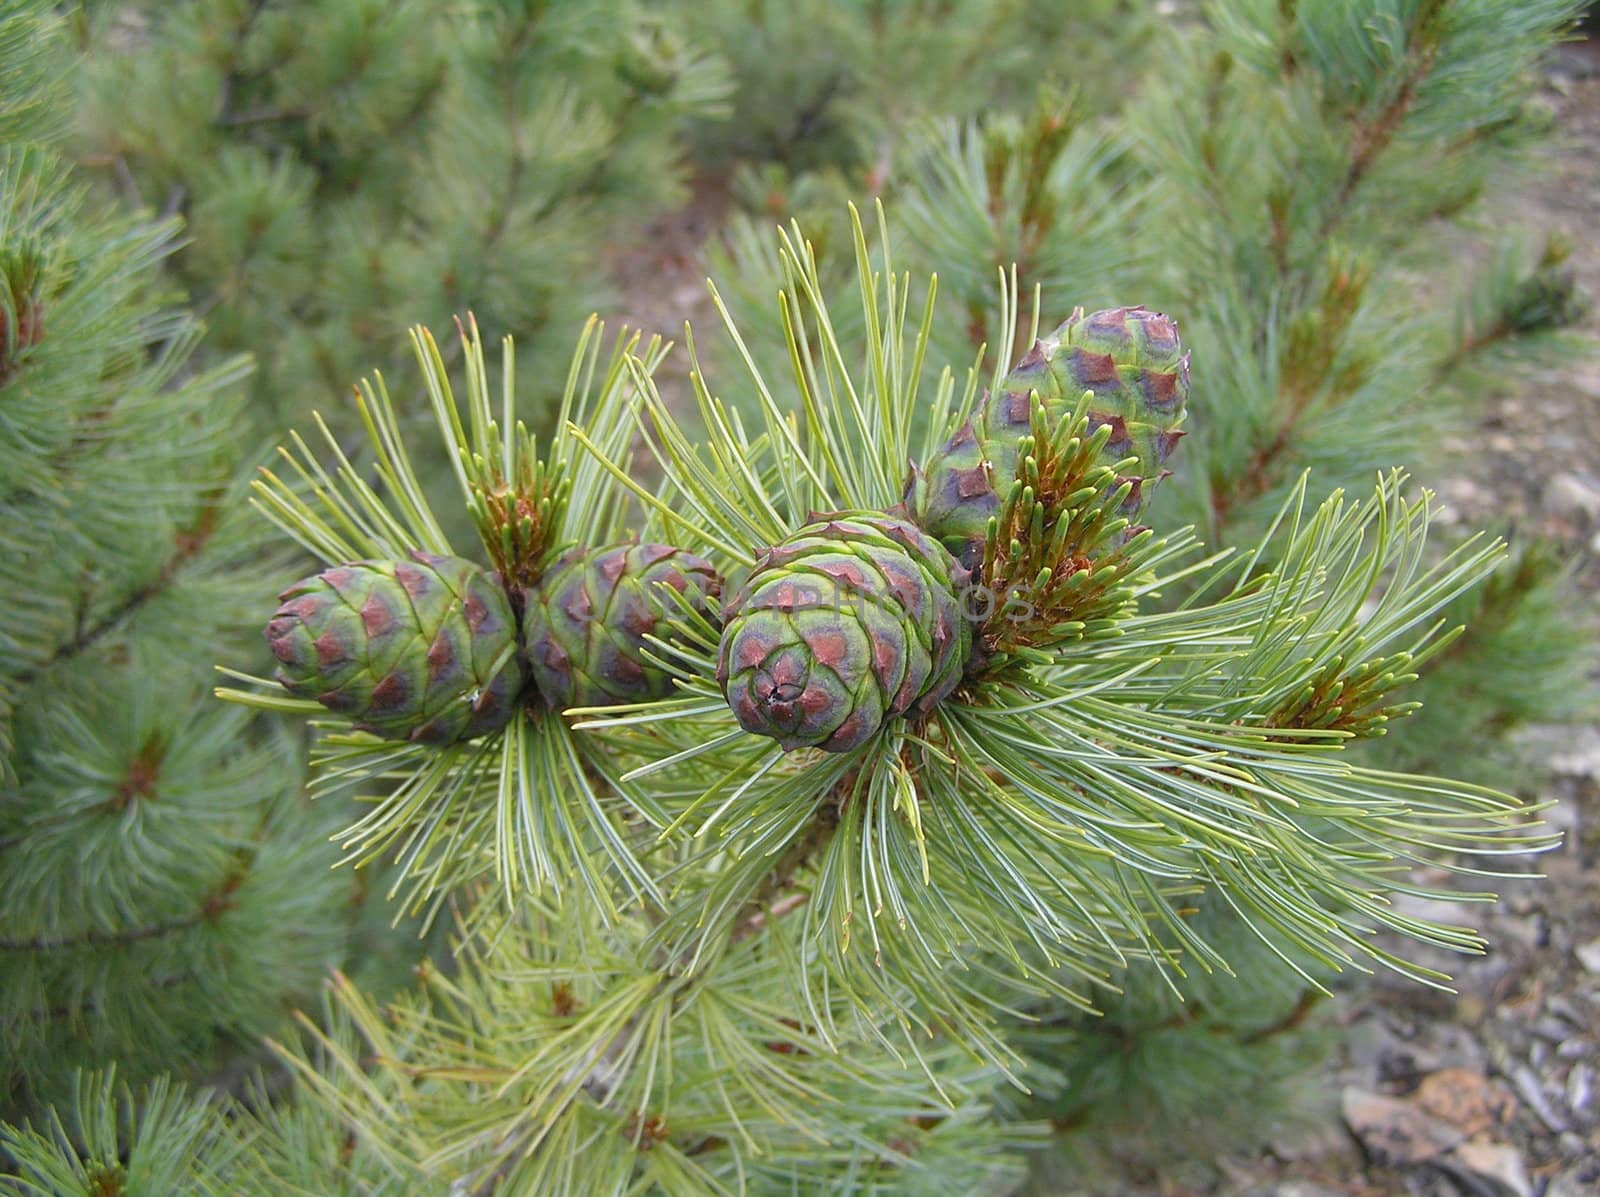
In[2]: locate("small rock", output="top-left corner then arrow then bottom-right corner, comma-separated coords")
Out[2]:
1378,1045 -> 1430,1092
1544,1156 -> 1600,1197
1432,478 -> 1487,525
1544,472 -> 1600,522
1567,1061 -> 1594,1118
1557,1038 -> 1592,1062
1394,892 -> 1479,930
1541,793 -> 1582,851
1550,45 -> 1600,80
1555,1131 -> 1588,1161
1545,996 -> 1584,1027
1548,727 -> 1600,781
1418,1021 -> 1492,1076
1415,1068 -> 1518,1137
1507,1063 -> 1571,1133
1532,1017 -> 1573,1043
1344,1012 -> 1413,1077
1439,1141 -> 1532,1197
1341,1086 -> 1464,1165
1576,939 -> 1600,974
1268,1112 -> 1350,1164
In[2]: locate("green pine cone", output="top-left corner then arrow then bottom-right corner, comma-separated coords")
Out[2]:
908,305 -> 1188,566
264,552 -> 525,745
717,513 -> 972,753
523,542 -> 721,710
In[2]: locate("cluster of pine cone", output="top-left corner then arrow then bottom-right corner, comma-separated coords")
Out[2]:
265,544 -> 720,745
265,307 -> 1188,754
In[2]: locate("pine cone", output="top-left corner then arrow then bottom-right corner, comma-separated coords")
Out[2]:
909,306 -> 1188,566
717,514 -> 971,753
264,552 -> 525,745
523,542 -> 720,710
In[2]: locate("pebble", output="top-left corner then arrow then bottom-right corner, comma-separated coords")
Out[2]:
1548,728 -> 1600,781
1425,1022 -> 1494,1076
1393,892 -> 1480,932
1576,939 -> 1600,975
1553,43 -> 1600,76
1543,471 -> 1600,522
1549,1170 -> 1598,1197
1415,1068 -> 1517,1136
1531,1017 -> 1572,1042
1440,1140 -> 1532,1197
1341,1086 -> 1464,1164
1544,997 -> 1585,1026
1432,477 -> 1487,525
1507,1063 -> 1571,1133
1567,1061 -> 1594,1117
1543,794 -> 1582,853
1555,1131 -> 1588,1161
1344,1013 -> 1413,1077
1267,1120 -> 1356,1164
1544,1147 -> 1600,1197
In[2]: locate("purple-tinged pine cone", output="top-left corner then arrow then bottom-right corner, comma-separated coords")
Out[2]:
523,542 -> 720,710
717,514 -> 971,753
907,305 -> 1188,566
264,552 -> 525,745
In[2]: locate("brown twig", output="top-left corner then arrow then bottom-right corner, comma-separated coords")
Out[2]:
1313,0 -> 1446,246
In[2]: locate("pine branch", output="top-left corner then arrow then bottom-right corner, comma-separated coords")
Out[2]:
212,0 -> 272,138
0,836 -> 254,955
435,767 -> 855,1194
1211,0 -> 1451,529
0,913 -> 209,954
1212,416 -> 1296,528
726,778 -> 846,946
1313,0 -> 1449,245
28,974 -> 191,1026
9,502 -> 217,690
1237,989 -> 1323,1045
215,105 -> 310,128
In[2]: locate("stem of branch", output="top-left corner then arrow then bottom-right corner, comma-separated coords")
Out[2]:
11,523 -> 211,691
727,787 -> 845,947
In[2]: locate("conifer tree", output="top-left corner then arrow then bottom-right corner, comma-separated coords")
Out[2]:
882,1 -> 1594,1163
673,0 -> 1143,172
73,0 -> 728,435
0,0 -> 388,1121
